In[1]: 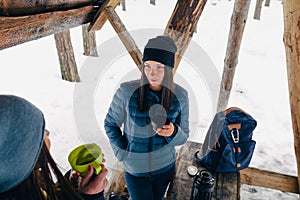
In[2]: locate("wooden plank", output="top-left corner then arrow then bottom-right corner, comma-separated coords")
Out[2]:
216,0 -> 251,112
105,6 -> 143,71
167,141 -> 239,200
54,30 -> 80,82
82,23 -> 98,57
0,6 -> 97,50
0,0 -> 98,16
240,167 -> 299,194
164,0 -> 208,71
88,0 -> 121,32
283,0 -> 300,194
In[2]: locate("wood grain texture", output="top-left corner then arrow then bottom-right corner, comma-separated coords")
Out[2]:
82,23 -> 98,57
240,167 -> 299,194
283,0 -> 300,194
217,0 -> 251,112
164,0 -> 208,71
0,0 -> 98,16
105,6 -> 143,70
166,141 -> 239,200
0,6 -> 97,50
88,0 -> 121,32
54,30 -> 80,82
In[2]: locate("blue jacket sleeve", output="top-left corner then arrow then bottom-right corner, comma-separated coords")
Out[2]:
104,86 -> 128,161
165,91 -> 189,145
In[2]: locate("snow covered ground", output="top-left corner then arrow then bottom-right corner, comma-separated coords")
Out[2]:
0,0 -> 298,199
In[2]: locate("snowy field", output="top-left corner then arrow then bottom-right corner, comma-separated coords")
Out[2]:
0,0 -> 298,199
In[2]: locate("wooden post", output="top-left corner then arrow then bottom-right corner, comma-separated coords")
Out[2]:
0,6 -> 97,50
82,24 -> 98,57
54,30 -> 80,82
88,0 -> 121,32
150,0 -> 156,5
264,0 -> 271,7
164,0 -> 208,71
105,6 -> 143,71
254,0 -> 263,20
217,0 -> 251,112
121,0 -> 126,11
283,0 -> 300,195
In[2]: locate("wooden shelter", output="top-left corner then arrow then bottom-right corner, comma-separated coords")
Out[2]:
1,0 -> 300,199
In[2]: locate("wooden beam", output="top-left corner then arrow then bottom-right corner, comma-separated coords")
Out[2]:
0,0 -> 98,16
216,0 -> 251,112
105,6 -> 143,71
88,0 -> 121,32
240,167 -> 299,194
283,0 -> 300,194
82,23 -> 98,57
254,0 -> 264,20
54,30 -> 80,82
164,0 -> 208,71
0,6 -> 97,51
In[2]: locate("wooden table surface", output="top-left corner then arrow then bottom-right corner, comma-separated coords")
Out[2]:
166,141 -> 240,200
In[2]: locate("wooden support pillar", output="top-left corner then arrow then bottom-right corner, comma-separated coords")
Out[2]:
254,0 -> 264,20
264,0 -> 271,7
82,23 -> 98,57
283,0 -> 300,195
164,0 -> 208,72
121,0 -> 126,11
150,0 -> 156,5
54,30 -> 80,82
88,0 -> 121,32
217,0 -> 251,112
105,6 -> 143,71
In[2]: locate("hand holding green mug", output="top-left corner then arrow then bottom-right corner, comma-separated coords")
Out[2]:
68,143 -> 103,176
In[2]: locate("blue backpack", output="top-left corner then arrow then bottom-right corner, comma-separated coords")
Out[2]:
195,107 -> 257,173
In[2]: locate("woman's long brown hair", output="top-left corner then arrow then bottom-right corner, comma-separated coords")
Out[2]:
0,143 -> 83,200
138,64 -> 175,112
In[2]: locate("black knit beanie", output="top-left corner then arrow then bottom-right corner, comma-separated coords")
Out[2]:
142,36 -> 177,68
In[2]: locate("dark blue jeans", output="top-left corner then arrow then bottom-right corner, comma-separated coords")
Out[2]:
124,165 -> 175,200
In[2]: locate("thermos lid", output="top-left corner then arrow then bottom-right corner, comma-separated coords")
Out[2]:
187,165 -> 199,176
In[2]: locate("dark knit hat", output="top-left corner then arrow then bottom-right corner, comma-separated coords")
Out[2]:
142,35 -> 177,68
0,95 -> 45,193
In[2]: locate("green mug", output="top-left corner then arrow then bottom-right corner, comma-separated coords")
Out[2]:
68,143 -> 103,176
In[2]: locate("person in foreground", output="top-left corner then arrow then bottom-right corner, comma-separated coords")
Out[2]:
0,95 -> 110,200
104,35 -> 190,200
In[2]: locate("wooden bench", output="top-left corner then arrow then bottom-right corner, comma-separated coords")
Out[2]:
166,141 -> 240,200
